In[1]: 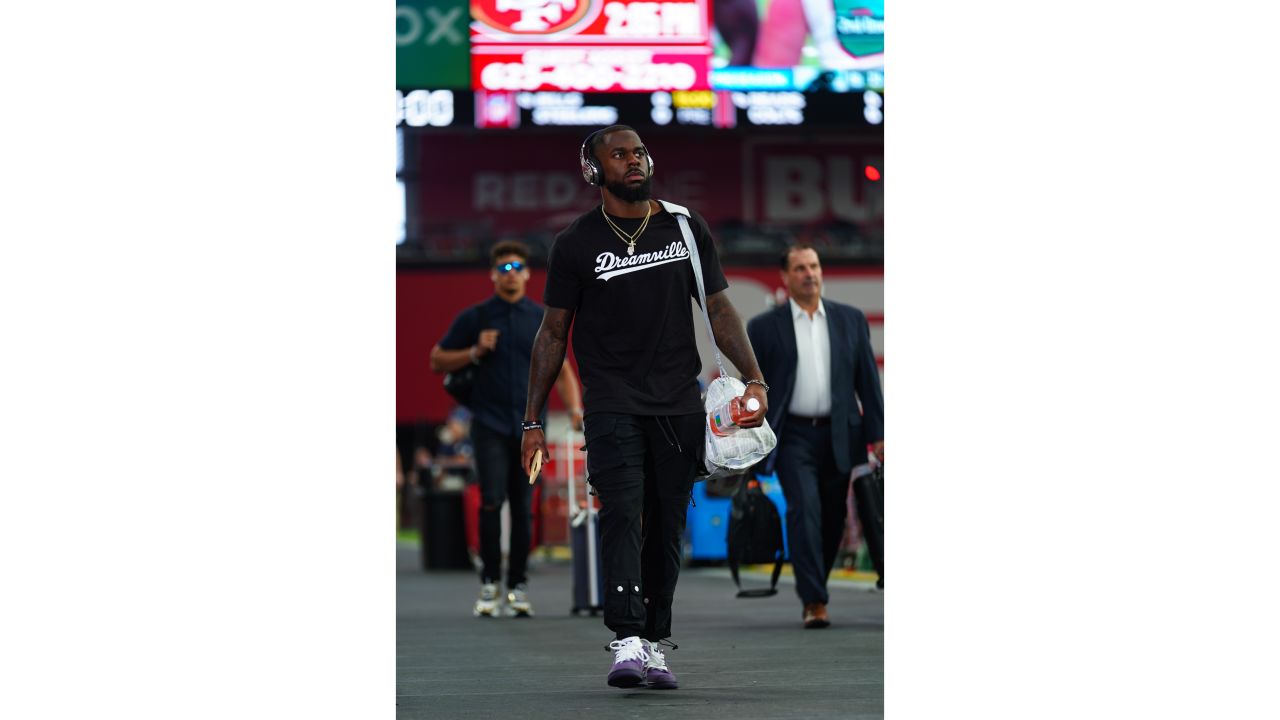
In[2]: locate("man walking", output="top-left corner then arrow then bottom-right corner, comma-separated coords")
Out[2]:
431,241 -> 583,618
521,126 -> 768,689
746,244 -> 884,628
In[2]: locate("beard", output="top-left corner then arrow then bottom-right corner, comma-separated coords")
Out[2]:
604,174 -> 653,202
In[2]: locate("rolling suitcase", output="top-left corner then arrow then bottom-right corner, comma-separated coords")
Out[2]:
852,462 -> 884,588
566,430 -> 604,615
416,485 -> 471,571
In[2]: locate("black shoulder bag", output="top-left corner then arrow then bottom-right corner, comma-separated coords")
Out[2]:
443,305 -> 487,406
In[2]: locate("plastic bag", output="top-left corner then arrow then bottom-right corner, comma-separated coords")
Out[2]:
702,375 -> 777,481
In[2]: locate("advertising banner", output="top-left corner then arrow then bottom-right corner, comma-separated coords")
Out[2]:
471,0 -> 714,92
397,0 -> 471,88
416,131 -> 743,235
834,0 -> 884,62
741,138 -> 883,224
471,0 -> 711,44
415,132 -> 881,233
472,45 -> 713,92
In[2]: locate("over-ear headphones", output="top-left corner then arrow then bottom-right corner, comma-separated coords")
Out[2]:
579,129 -> 655,187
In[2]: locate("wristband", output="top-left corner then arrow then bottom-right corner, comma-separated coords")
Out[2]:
521,421 -> 544,432
469,346 -> 481,366
743,378 -> 770,392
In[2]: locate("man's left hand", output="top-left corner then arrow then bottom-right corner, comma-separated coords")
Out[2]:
872,441 -> 884,464
737,383 -> 769,428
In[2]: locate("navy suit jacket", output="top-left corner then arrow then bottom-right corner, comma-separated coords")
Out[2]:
746,299 -> 884,476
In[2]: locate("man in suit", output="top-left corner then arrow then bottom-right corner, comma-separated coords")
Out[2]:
746,244 -> 884,629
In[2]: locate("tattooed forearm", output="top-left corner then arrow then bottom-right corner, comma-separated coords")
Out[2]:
525,307 -> 575,421
706,291 -> 763,380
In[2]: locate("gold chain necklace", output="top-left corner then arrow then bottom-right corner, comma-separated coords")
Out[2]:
601,202 -> 652,256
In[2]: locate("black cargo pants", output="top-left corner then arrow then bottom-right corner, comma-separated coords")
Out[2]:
583,412 -> 703,641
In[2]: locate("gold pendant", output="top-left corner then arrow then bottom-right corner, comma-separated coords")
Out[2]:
627,244 -> 635,256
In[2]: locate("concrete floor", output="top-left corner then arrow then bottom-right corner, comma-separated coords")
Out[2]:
397,543 -> 883,719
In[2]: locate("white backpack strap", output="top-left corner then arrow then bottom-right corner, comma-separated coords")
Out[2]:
658,199 -> 690,217
660,199 -> 726,378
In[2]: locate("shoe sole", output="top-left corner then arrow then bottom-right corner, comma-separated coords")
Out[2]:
474,604 -> 499,618
803,619 -> 830,629
505,607 -> 534,618
607,672 -> 645,688
647,680 -> 678,690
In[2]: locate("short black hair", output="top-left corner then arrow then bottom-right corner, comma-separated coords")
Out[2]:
490,240 -> 530,265
588,124 -> 639,163
780,243 -> 819,270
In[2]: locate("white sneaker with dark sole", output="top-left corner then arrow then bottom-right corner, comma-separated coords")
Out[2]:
504,584 -> 534,617
474,583 -> 499,618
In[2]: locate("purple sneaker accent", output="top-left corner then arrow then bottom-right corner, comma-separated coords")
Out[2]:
607,637 -> 647,688
644,641 -> 678,689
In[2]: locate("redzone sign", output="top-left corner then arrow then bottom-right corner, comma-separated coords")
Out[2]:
471,0 -> 712,92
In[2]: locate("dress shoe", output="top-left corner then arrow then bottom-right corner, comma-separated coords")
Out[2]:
803,602 -> 830,629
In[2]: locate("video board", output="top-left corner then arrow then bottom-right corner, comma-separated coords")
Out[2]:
471,0 -> 714,92
397,0 -> 884,93
396,87 -> 884,130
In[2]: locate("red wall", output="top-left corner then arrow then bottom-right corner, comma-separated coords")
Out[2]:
398,266 -> 882,424
415,131 -> 883,234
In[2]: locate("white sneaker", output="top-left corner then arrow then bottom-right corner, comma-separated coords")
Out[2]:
644,640 -> 678,689
606,636 -> 648,688
505,584 -> 534,617
473,583 -> 499,618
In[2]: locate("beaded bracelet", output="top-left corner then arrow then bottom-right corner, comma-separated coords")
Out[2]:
743,378 -> 771,392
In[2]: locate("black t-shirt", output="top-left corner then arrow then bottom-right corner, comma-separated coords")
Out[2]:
544,201 -> 728,417
438,295 -> 547,437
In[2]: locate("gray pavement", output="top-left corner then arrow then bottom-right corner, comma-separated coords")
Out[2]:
397,542 -> 883,719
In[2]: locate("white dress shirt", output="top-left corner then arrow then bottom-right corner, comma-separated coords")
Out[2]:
787,297 -> 832,417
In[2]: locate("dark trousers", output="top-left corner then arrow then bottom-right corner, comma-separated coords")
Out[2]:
583,412 -> 702,641
775,420 -> 849,605
472,423 -> 532,588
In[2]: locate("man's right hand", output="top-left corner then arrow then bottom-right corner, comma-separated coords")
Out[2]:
475,329 -> 500,357
521,428 -> 547,478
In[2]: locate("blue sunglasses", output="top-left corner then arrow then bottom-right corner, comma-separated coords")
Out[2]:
496,261 -> 525,273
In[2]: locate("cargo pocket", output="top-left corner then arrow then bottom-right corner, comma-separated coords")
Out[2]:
583,415 -> 617,449
583,415 -> 619,478
606,579 -> 644,625
584,414 -> 643,480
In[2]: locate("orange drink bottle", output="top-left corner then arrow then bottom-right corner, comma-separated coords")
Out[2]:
708,397 -> 762,437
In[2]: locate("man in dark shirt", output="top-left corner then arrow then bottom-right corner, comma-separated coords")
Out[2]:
521,126 -> 769,690
431,240 -> 583,618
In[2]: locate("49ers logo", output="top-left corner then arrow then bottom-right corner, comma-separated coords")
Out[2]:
472,0 -> 598,35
